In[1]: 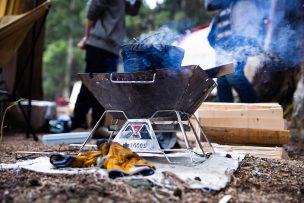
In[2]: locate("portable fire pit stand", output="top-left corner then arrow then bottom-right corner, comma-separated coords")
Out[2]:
78,109 -> 215,165
76,64 -> 234,165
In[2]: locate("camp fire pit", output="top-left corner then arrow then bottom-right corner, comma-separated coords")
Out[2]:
78,63 -> 234,165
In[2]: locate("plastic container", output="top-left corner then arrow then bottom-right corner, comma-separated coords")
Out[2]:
42,132 -> 89,145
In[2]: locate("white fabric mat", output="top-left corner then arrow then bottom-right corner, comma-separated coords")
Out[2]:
0,152 -> 244,191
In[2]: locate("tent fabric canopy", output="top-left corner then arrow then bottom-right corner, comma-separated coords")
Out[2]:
174,26 -> 216,70
0,1 -> 50,66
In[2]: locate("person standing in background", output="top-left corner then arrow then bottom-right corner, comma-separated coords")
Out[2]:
205,0 -> 265,103
72,0 -> 142,131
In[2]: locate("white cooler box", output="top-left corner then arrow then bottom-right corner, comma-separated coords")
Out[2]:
6,100 -> 56,131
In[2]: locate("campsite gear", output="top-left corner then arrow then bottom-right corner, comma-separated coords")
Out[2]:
42,132 -> 89,145
48,116 -> 71,133
96,138 -> 107,147
16,151 -> 69,160
0,2 -> 51,141
100,142 -> 155,178
50,151 -> 102,168
121,43 -> 185,72
50,154 -> 77,168
106,125 -> 178,149
92,127 -> 112,139
77,62 -> 234,164
0,2 -> 50,66
155,132 -> 177,149
7,100 -> 56,132
49,142 -> 155,178
78,64 -> 233,119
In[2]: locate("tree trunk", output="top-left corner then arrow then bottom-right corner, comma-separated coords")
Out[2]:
64,36 -> 73,99
62,1 -> 75,99
292,64 -> 304,129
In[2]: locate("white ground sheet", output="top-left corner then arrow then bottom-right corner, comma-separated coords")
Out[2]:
0,152 -> 244,191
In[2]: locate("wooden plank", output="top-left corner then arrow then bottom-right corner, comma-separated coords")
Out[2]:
199,102 -> 281,111
199,126 -> 289,146
197,142 -> 289,160
199,117 -> 285,130
201,102 -> 282,108
198,108 -> 283,119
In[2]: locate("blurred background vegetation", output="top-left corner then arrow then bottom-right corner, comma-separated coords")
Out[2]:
43,0 -> 211,101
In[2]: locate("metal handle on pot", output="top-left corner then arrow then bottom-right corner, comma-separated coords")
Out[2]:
110,73 -> 156,84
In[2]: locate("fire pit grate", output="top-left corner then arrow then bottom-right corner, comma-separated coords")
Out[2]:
77,64 -> 234,165
79,65 -> 217,119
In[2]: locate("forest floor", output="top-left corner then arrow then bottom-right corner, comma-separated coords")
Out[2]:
0,129 -> 303,203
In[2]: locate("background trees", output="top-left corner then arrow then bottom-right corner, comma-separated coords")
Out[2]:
43,1 -> 86,100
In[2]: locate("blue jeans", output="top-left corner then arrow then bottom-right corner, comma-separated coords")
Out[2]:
216,61 -> 257,103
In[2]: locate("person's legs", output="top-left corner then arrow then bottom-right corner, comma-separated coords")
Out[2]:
86,46 -> 118,127
226,61 -> 258,103
72,47 -> 94,129
72,45 -> 118,129
72,85 -> 92,129
215,49 -> 235,102
217,76 -> 234,102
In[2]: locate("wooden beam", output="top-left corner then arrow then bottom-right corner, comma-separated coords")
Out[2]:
201,102 -> 282,107
199,117 -> 285,130
200,126 -> 289,146
177,126 -> 289,147
196,142 -> 289,160
197,108 -> 283,119
199,102 -> 281,111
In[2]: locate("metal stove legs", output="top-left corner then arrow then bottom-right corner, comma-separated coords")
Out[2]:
191,113 -> 215,153
150,110 -> 214,165
78,110 -> 214,165
78,110 -> 128,154
175,111 -> 195,163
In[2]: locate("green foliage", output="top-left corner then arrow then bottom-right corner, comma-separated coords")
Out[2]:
173,11 -> 185,22
43,40 -> 67,99
154,11 -> 170,26
43,0 -> 86,100
125,0 -> 211,39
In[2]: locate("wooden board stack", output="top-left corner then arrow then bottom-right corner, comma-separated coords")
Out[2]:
192,102 -> 290,159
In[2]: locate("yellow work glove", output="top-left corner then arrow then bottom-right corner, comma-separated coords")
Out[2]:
100,142 -> 155,178
50,142 -> 155,179
70,151 -> 103,168
50,151 -> 102,168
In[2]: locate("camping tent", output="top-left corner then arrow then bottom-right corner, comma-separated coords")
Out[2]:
174,26 -> 216,70
0,1 -> 50,66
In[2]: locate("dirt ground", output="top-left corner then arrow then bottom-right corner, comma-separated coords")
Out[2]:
0,131 -> 303,203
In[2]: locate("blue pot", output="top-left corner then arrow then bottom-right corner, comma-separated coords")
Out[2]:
121,44 -> 185,72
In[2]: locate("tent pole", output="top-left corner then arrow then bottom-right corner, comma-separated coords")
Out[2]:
11,0 -> 49,141
25,0 -> 40,139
